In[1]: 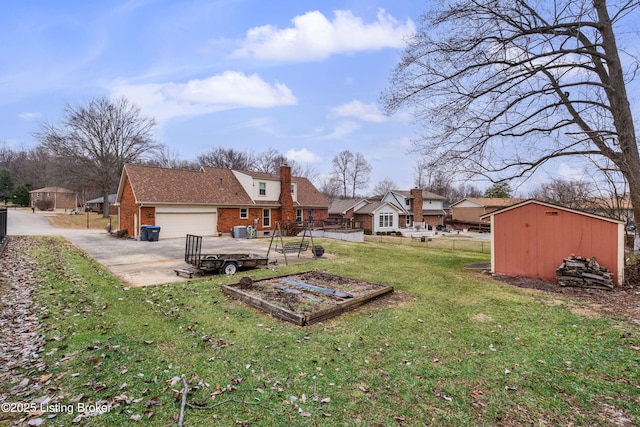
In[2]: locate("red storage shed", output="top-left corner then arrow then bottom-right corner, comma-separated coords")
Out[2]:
481,199 -> 625,286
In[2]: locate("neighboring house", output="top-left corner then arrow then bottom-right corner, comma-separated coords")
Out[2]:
591,196 -> 634,225
481,199 -> 624,286
327,198 -> 369,228
115,164 -> 329,239
86,194 -> 118,215
383,189 -> 447,228
353,200 -> 404,234
451,198 -> 525,223
327,188 -> 447,234
29,187 -> 78,210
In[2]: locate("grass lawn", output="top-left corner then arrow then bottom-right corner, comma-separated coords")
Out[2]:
4,237 -> 639,426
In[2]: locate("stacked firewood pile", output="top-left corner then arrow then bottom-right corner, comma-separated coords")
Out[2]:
556,255 -> 613,290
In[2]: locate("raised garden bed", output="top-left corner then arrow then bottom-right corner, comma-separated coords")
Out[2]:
221,271 -> 394,326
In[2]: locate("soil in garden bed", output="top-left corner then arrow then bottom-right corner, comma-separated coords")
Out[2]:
223,271 -> 394,324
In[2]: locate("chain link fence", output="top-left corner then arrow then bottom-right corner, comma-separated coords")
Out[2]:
364,234 -> 490,254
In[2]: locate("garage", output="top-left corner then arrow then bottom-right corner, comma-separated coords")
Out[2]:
155,206 -> 217,239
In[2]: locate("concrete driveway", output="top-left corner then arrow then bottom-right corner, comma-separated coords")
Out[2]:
6,208 -> 319,287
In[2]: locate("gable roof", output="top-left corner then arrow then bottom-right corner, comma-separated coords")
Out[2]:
118,164 -> 253,205
117,164 -> 329,208
391,189 -> 446,200
451,197 -> 525,208
30,187 -> 75,194
480,199 -> 624,224
87,194 -> 117,204
355,200 -> 403,215
329,198 -> 368,215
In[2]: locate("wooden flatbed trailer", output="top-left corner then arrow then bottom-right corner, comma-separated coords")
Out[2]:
175,234 -> 269,277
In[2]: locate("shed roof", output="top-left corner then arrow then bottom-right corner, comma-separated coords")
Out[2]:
480,199 -> 624,224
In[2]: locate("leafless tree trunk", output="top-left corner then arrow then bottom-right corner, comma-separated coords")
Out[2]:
35,97 -> 159,217
349,153 -> 372,198
330,150 -> 372,198
332,150 -> 354,198
382,0 -> 640,222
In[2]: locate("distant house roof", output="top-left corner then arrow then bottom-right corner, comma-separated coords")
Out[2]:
355,200 -> 402,215
30,187 -> 75,194
451,197 -> 525,208
117,164 -> 329,208
329,199 -> 368,215
391,189 -> 446,200
87,194 -> 117,204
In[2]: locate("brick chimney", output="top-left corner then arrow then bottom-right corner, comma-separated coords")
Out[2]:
410,188 -> 424,224
279,164 -> 295,222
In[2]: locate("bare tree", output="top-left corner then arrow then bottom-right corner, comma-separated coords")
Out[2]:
372,178 -> 397,197
146,145 -> 199,170
413,158 -> 429,189
350,152 -> 372,198
254,148 -> 287,174
382,0 -> 640,222
197,147 -> 254,170
319,175 -> 342,202
530,178 -> 594,210
331,150 -> 353,198
330,150 -> 372,198
35,97 -> 159,217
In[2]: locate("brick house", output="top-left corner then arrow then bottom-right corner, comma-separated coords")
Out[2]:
328,189 -> 446,234
115,163 -> 329,239
29,187 -> 78,210
86,194 -> 118,215
451,198 -> 525,223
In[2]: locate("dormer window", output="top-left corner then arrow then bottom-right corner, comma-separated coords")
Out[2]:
259,182 -> 266,196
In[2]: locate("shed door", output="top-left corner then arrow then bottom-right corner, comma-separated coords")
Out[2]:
155,207 -> 217,239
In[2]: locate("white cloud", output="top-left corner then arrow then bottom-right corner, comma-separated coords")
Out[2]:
18,112 -> 41,120
557,162 -> 586,181
109,71 -> 296,122
328,100 -> 388,123
318,121 -> 362,140
232,9 -> 415,61
286,148 -> 322,163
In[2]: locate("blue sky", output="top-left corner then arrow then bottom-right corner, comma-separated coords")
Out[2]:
0,0 -> 426,192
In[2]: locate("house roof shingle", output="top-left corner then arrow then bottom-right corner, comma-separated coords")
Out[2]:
119,164 -> 329,208
328,199 -> 367,215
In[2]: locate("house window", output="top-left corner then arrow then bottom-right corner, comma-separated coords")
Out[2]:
262,209 -> 270,228
406,199 -> 410,206
259,182 -> 266,196
291,184 -> 295,194
240,208 -> 248,219
296,209 -> 302,222
379,213 -> 394,228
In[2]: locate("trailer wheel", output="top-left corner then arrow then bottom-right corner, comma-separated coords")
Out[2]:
223,262 -> 238,275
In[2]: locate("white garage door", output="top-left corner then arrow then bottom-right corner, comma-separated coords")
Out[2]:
155,207 -> 217,239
